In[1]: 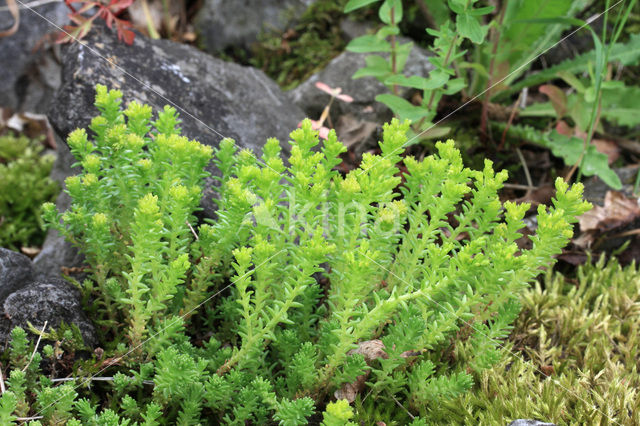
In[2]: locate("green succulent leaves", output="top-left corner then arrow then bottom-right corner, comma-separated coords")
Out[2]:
35,87 -> 590,424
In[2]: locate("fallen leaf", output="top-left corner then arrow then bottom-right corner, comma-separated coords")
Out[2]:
540,84 -> 567,118
0,0 -> 19,38
579,191 -> 640,232
334,340 -> 387,403
592,139 -> 620,165
20,247 -> 40,259
555,120 -> 573,136
335,114 -> 378,149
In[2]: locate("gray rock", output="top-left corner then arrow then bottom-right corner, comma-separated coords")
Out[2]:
48,23 -> 305,218
582,165 -> 639,206
33,134 -> 85,281
339,19 -> 371,43
0,248 -> 33,303
507,420 -> 556,426
0,2 -> 68,111
288,42 -> 433,129
195,0 -> 316,53
1,278 -> 97,348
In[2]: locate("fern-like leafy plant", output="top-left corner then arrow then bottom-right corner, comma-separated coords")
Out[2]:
31,86 -> 590,423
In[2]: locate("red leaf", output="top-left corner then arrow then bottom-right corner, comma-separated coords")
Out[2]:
107,0 -> 134,15
117,22 -> 135,44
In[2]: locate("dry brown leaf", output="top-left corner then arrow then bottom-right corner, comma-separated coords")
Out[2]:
557,121 -> 620,164
335,114 -> 378,150
539,84 -> 567,118
0,0 -> 19,38
579,191 -> 640,232
349,339 -> 387,363
333,340 -> 422,403
6,112 -> 57,149
20,247 -> 40,258
334,340 -> 387,403
592,139 -> 620,164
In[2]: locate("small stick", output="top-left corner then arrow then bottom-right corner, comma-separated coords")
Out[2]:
516,147 -> 533,189
498,90 -> 524,151
52,376 -> 155,386
503,183 -> 538,191
23,321 -> 47,372
16,416 -> 44,422
186,220 -> 198,240
606,228 -> 640,239
390,393 -> 415,420
0,365 -> 5,394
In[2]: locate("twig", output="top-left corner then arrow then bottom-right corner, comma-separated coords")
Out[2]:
498,89 -> 524,151
390,393 -> 415,420
0,365 -> 5,394
52,376 -> 155,386
186,220 -> 198,240
515,147 -> 533,189
606,228 -> 640,240
503,183 -> 538,191
22,321 -> 47,372
16,416 -> 44,422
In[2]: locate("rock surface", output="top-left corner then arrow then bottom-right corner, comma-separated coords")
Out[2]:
48,23 -> 305,218
0,248 -> 96,348
33,135 -> 85,280
0,2 -> 68,112
195,0 -> 315,53
288,42 -> 433,129
582,165 -> 639,206
507,420 -> 556,426
0,248 -> 33,303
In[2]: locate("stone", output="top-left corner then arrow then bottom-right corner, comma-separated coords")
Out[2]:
507,420 -> 556,426
0,2 -> 68,111
287,41 -> 433,131
33,134 -> 85,281
582,165 -> 639,206
0,248 -> 33,303
1,278 -> 97,348
194,0 -> 316,53
47,23 -> 306,218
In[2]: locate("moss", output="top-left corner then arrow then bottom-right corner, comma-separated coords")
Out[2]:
427,256 -> 640,425
0,134 -> 59,250
248,0 -> 349,90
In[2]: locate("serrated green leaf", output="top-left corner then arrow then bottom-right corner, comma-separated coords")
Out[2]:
547,131 -> 621,189
581,145 -> 621,189
600,84 -> 640,127
547,130 -> 583,165
456,13 -> 487,44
